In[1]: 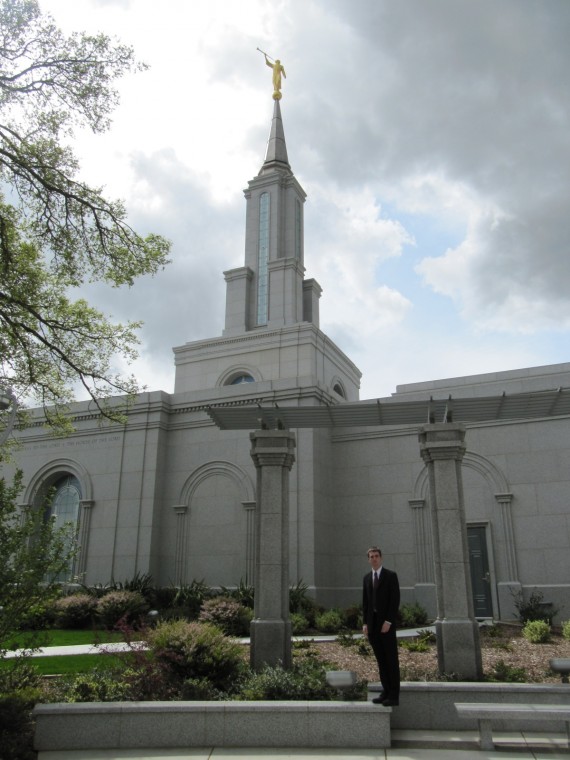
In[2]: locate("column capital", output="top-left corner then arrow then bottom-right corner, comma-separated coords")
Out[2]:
418,423 -> 466,463
409,498 -> 426,510
249,430 -> 296,471
494,492 -> 513,505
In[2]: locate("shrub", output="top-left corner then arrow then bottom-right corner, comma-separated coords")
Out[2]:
120,572 -> 155,601
290,612 -> 310,635
180,677 -> 223,700
512,588 -> 558,624
341,605 -> 362,630
17,601 -> 57,631
54,594 -> 97,629
289,579 -> 310,612
355,638 -> 372,656
522,619 -> 551,643
481,623 -> 502,638
399,630 -> 434,653
314,609 -> 344,634
96,590 -> 148,629
336,629 -> 359,648
487,659 -> 527,683
289,579 -> 320,625
153,586 -> 178,611
398,602 -> 429,628
0,688 -> 42,760
0,660 -> 44,759
146,620 -> 246,692
79,582 -> 115,599
399,636 -> 430,652
220,579 -> 255,609
239,657 -> 336,700
334,629 -> 372,656
562,620 -> 570,640
57,668 -> 131,703
170,580 -> 212,620
415,628 -> 436,643
198,597 -> 253,637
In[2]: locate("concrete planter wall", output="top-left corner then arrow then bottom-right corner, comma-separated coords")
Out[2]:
386,682 -> 570,732
34,682 -> 570,753
33,700 -> 391,752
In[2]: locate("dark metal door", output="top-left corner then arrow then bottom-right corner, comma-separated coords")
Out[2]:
467,526 -> 493,618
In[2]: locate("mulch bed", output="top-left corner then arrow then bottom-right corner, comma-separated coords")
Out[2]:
302,624 -> 570,683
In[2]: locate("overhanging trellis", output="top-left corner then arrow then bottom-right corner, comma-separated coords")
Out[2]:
206,387 -> 570,430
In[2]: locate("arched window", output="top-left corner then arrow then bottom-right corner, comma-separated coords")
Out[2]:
229,374 -> 255,385
46,474 -> 81,581
333,383 -> 346,398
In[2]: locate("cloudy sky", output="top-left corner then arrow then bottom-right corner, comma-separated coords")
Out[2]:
41,0 -> 570,400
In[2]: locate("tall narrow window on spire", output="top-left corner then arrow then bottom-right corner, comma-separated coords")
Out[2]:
257,192 -> 270,325
295,199 -> 301,260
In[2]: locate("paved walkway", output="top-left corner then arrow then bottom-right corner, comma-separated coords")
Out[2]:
35,730 -> 570,759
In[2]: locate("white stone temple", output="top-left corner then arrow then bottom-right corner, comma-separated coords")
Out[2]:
6,100 -> 570,623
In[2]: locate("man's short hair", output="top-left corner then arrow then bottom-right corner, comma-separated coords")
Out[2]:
367,546 -> 382,557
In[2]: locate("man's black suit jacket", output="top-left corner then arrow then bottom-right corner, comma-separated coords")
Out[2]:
362,566 -> 400,632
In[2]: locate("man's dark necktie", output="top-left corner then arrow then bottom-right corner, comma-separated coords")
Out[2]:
373,571 -> 379,589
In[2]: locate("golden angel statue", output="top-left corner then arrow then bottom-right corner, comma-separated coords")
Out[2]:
258,49 -> 286,100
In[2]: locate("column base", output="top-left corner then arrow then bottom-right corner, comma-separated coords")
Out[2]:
250,618 -> 292,671
436,618 -> 483,680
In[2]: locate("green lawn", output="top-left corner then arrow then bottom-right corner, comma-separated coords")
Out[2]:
3,628 -> 125,649
0,650 -> 134,675
1,629 -> 142,676
12,653 -> 117,675
1,628 -> 137,676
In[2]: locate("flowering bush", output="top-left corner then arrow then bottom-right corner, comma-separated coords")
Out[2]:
96,590 -> 148,629
146,619 -> 246,691
54,594 -> 97,629
198,597 -> 252,636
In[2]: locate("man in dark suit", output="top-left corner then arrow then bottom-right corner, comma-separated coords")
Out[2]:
362,545 -> 401,706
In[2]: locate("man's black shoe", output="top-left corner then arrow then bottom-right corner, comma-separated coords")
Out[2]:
371,692 -> 386,704
381,698 -> 399,707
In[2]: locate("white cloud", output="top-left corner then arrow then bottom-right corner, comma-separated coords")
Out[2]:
37,0 -> 570,401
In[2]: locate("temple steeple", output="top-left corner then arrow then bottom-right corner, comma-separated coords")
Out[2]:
260,99 -> 290,173
173,95 -> 361,404
222,100 -> 321,336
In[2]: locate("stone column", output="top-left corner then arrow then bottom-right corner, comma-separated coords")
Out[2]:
76,500 -> 94,579
249,429 -> 296,670
172,505 -> 188,585
419,424 -> 483,680
494,492 -> 521,620
242,501 -> 256,585
409,497 -> 436,618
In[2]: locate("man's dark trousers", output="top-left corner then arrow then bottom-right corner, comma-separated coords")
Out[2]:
368,615 -> 400,699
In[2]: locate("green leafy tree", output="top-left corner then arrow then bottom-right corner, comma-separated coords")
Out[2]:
0,0 -> 171,430
0,470 -> 76,650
